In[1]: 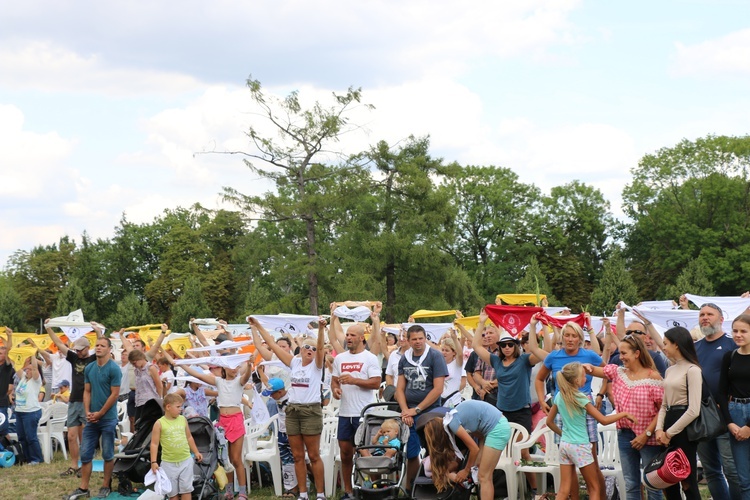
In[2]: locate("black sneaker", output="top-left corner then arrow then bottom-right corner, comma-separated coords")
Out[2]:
95,487 -> 111,498
64,488 -> 90,500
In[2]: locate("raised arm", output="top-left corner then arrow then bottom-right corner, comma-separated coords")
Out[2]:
449,329 -> 462,368
191,318 -> 212,348
239,357 -> 254,386
249,317 -> 294,367
315,319 -> 326,369
250,324 -> 274,361
5,328 -> 12,350
29,352 -> 40,381
145,324 -> 168,360
27,338 -> 51,366
585,313 -> 601,355
453,320 -> 474,346
164,350 -> 216,386
45,319 -> 70,356
526,314 -> 549,365
327,303 -> 345,355
471,310 -> 492,365
91,322 -> 105,339
368,302 -> 384,356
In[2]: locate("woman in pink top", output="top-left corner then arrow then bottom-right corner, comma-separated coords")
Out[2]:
584,329 -> 663,500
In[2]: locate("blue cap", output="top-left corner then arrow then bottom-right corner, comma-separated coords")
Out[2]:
261,378 -> 285,396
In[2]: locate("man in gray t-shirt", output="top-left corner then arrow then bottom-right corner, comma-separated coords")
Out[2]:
396,325 -> 448,489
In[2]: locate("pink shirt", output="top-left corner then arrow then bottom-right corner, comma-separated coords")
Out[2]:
603,364 -> 664,446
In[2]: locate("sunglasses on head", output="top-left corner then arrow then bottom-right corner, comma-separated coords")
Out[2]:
302,344 -> 317,352
625,330 -> 645,336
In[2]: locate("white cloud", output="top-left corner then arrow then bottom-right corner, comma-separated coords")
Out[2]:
0,104 -> 74,198
673,28 -> 750,77
0,0 -> 583,95
0,42 -> 202,95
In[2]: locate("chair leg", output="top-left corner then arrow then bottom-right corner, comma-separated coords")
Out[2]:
271,457 -> 283,496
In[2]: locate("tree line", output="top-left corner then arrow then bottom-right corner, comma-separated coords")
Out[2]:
1,80 -> 748,332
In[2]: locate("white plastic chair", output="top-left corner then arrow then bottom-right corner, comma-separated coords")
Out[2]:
39,403 -> 71,463
516,420 -> 561,498
116,400 -> 130,436
242,415 -> 282,496
320,416 -> 340,497
597,423 -> 626,499
495,422 -> 529,500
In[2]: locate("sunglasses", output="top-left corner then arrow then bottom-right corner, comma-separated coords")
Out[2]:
499,342 -> 515,349
302,344 -> 317,352
624,330 -> 645,336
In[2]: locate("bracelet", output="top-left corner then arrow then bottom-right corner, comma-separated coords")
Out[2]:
596,393 -> 605,398
151,461 -> 158,464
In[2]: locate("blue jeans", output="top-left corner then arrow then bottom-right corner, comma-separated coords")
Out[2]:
80,418 -> 117,463
729,401 -> 750,500
697,431 -> 742,500
617,429 -> 662,500
15,409 -> 43,464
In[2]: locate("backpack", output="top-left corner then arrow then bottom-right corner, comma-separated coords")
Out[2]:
0,437 -> 25,466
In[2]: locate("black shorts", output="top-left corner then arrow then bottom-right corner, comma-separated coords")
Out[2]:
500,406 -> 532,433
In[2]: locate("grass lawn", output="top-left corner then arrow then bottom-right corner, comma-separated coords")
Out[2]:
0,455 -> 280,500
0,454 -> 713,500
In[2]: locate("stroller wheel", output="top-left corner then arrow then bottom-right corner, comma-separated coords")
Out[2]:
116,476 -> 133,496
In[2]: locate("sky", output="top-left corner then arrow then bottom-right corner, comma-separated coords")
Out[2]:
1,0 -> 749,268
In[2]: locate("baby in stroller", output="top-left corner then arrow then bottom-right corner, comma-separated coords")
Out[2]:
351,403 -> 409,499
359,419 -> 401,458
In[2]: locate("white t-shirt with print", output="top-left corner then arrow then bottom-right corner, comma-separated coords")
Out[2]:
332,349 -> 381,417
288,356 -> 323,405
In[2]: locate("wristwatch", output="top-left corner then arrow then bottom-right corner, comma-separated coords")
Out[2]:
415,406 -> 422,414
645,430 -> 653,437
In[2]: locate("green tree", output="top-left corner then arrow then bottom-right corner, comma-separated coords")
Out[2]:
440,165 -> 541,300
534,181 -> 616,308
53,278 -> 94,318
663,259 -> 716,302
106,293 -> 155,330
623,135 -> 750,297
170,276 -> 212,332
589,251 -> 639,316
7,237 -> 77,324
0,276 -> 28,331
71,232 -> 110,320
144,208 -> 209,319
222,76 -> 373,315
335,137 -> 483,321
514,256 -> 558,305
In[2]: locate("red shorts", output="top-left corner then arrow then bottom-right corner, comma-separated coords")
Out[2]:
218,412 -> 245,443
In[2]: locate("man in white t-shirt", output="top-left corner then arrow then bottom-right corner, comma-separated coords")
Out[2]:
331,308 -> 382,500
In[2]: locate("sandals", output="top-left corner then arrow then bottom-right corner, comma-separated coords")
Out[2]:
236,495 -> 248,500
59,467 -> 79,477
224,492 -> 234,500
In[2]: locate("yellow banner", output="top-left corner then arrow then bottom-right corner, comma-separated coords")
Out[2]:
166,337 -> 192,358
7,346 -> 37,371
454,316 -> 496,330
495,294 -> 547,306
0,333 -> 56,351
410,309 -> 457,319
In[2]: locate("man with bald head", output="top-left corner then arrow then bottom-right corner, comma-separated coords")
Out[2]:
331,307 -> 382,500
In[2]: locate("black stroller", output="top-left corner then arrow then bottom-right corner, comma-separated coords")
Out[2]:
113,410 -> 162,491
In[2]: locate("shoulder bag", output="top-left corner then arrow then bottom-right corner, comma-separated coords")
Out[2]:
685,367 -> 725,442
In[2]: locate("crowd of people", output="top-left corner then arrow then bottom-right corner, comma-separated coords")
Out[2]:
0,296 -> 749,500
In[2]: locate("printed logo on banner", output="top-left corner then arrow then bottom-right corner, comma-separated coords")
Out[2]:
505,314 -> 521,334
666,319 -> 688,328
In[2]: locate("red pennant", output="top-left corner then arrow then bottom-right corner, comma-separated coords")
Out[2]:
537,312 -> 587,329
484,305 -> 543,337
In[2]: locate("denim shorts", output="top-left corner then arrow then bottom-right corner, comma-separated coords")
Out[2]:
80,418 -> 118,463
